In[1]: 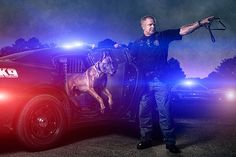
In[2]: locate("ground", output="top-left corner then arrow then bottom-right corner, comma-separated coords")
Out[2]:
0,101 -> 236,157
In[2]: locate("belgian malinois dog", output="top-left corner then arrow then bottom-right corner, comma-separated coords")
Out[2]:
67,52 -> 116,113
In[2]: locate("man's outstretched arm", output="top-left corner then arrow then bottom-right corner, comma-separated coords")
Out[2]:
179,16 -> 215,36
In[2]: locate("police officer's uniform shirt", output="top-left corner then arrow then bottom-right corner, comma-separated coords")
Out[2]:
131,29 -> 182,80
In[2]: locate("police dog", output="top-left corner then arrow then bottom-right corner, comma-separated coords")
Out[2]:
67,52 -> 116,113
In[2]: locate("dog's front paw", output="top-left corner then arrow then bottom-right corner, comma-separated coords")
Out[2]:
100,105 -> 106,114
108,99 -> 113,109
100,109 -> 105,114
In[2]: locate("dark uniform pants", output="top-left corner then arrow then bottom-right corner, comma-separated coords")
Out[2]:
139,76 -> 175,145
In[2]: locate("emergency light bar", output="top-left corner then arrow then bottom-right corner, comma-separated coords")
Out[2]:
61,41 -> 95,49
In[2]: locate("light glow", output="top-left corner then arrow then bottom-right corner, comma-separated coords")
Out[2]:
61,41 -> 84,49
61,41 -> 95,49
0,92 -> 8,101
182,80 -> 195,86
225,90 -> 236,101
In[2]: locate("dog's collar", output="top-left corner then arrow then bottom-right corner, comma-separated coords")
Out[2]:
95,62 -> 103,75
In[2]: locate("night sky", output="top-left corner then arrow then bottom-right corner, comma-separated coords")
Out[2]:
0,0 -> 236,78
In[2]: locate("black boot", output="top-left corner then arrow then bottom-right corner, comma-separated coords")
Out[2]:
137,140 -> 152,149
166,144 -> 181,153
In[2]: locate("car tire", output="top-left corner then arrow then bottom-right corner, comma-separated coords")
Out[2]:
16,94 -> 67,151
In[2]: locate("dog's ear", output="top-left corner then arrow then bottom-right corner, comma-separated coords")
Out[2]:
101,51 -> 110,60
102,51 -> 106,60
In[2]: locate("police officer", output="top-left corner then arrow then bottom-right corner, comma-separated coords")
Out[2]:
131,15 -> 214,153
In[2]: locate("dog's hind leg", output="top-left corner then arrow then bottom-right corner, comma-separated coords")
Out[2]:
102,88 -> 113,109
87,88 -> 106,113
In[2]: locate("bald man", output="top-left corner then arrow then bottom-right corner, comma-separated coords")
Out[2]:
131,15 -> 214,153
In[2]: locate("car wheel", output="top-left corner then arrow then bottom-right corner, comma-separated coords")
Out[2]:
16,94 -> 67,151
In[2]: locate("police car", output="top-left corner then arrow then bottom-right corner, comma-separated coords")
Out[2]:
0,47 -> 140,150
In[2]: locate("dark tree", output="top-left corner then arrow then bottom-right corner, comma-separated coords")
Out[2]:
206,56 -> 236,88
0,46 -> 17,56
13,38 -> 27,51
27,37 -> 42,49
167,57 -> 186,86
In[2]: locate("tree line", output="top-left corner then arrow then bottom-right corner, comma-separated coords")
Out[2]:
204,56 -> 236,88
0,37 -> 56,57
